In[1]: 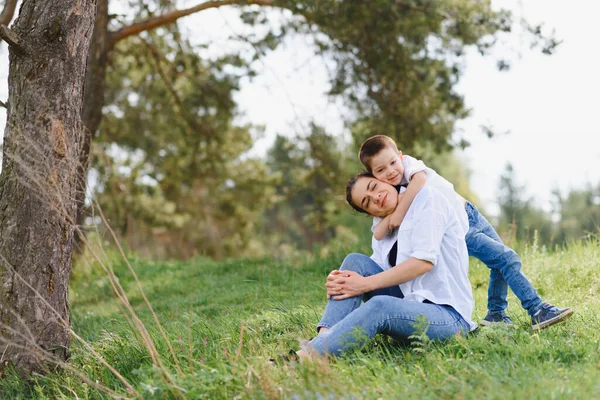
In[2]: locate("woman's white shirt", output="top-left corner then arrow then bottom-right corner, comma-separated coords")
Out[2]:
370,187 -> 477,331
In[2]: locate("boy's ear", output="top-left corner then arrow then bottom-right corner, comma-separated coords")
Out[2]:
398,150 -> 403,159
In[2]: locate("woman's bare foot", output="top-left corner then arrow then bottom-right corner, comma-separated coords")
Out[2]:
295,349 -> 311,360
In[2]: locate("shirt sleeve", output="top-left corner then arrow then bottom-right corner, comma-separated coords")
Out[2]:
408,191 -> 448,265
402,155 -> 428,182
370,235 -> 386,269
371,216 -> 383,232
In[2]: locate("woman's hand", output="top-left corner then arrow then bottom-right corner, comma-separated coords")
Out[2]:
325,270 -> 370,300
325,270 -> 347,298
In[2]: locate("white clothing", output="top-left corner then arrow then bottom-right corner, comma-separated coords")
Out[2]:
370,187 -> 477,331
372,154 -> 469,236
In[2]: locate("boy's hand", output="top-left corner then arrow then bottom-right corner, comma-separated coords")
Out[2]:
387,193 -> 406,230
388,211 -> 402,230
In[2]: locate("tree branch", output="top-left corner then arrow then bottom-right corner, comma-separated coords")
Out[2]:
108,0 -> 276,48
142,38 -> 203,137
0,99 -> 7,108
0,24 -> 27,53
0,0 -> 18,26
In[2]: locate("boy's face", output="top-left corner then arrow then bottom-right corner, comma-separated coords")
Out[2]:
351,176 -> 398,217
369,147 -> 404,187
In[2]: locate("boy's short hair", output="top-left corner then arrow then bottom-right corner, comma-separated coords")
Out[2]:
345,171 -> 375,214
358,135 -> 399,172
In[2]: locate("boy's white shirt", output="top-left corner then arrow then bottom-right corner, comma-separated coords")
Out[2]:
371,154 -> 469,237
370,187 -> 477,331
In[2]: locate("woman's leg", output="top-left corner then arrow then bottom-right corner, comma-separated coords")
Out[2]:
317,253 -> 403,332
306,296 -> 469,357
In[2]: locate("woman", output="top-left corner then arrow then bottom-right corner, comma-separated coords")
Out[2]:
294,172 -> 477,360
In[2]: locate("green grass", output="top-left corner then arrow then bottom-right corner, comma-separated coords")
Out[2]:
1,239 -> 599,399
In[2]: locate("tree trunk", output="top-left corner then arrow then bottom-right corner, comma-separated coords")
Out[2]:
74,0 -> 109,252
0,0 -> 96,374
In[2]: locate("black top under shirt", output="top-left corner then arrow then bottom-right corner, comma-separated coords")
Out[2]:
387,183 -> 405,267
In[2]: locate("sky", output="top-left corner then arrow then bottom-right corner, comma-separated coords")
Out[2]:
1,0 -> 599,217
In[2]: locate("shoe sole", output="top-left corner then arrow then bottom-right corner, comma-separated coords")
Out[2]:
480,320 -> 514,327
532,308 -> 574,330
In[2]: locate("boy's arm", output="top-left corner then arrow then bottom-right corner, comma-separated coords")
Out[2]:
372,215 -> 393,241
373,171 -> 427,240
388,171 -> 427,230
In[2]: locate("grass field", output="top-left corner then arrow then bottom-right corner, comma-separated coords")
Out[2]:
1,238 -> 599,399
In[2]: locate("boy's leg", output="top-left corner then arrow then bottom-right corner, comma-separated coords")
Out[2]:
307,296 -> 470,356
465,203 -> 543,316
317,253 -> 403,332
465,204 -> 509,315
477,217 -> 511,315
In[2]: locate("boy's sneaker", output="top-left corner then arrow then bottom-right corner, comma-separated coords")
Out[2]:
481,312 -> 513,327
531,302 -> 573,330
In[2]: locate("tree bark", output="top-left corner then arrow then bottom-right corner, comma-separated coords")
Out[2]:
0,0 -> 96,374
74,0 -> 108,251
0,0 -> 18,26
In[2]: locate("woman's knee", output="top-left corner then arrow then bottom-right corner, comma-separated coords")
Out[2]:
340,253 -> 373,273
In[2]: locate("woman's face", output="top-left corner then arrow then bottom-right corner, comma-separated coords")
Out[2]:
351,176 -> 399,217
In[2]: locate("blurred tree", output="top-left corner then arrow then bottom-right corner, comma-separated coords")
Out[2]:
498,163 -> 527,232
552,184 -> 600,244
94,30 -> 277,258
72,0 -> 558,254
497,163 -> 553,245
263,126 -> 351,250
307,1 -> 560,154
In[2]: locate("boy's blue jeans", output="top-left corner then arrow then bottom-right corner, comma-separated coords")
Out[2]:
465,202 -> 543,316
306,253 -> 470,357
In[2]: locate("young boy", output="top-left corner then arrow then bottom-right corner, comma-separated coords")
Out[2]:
358,135 -> 573,329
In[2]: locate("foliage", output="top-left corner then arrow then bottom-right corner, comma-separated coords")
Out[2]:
1,239 -> 598,398
497,163 -> 555,245
497,163 -> 599,247
553,183 -> 600,244
260,0 -> 559,153
262,126 -> 359,251
95,29 -> 277,259
84,0 -> 562,259
408,314 -> 432,354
